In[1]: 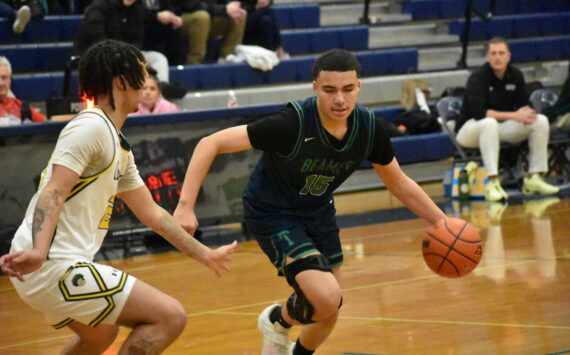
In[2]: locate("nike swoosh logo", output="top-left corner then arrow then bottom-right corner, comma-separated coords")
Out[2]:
304,137 -> 316,142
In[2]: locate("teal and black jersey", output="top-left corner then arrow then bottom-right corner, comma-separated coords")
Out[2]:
244,97 -> 394,216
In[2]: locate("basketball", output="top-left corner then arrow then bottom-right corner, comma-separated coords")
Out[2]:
422,218 -> 483,278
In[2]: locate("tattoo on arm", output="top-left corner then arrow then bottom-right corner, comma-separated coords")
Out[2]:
32,209 -> 46,245
32,189 -> 60,247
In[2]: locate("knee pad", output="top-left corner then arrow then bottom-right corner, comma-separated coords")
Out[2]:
286,291 -> 315,324
286,293 -> 343,324
283,254 -> 332,289
283,255 -> 333,324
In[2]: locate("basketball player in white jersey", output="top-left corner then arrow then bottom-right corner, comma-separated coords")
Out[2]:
0,39 -> 238,354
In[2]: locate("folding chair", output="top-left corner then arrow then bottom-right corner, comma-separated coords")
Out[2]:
529,88 -> 559,114
436,96 -> 527,187
529,88 -> 570,182
436,96 -> 471,160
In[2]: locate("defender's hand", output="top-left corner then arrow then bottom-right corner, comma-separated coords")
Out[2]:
206,241 -> 238,277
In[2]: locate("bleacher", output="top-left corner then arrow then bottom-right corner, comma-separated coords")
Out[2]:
2,0 -> 570,252
1,0 -> 569,186
402,0 -> 570,20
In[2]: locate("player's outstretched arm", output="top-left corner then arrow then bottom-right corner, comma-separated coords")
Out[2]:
0,164 -> 79,281
373,158 -> 446,226
118,186 -> 238,277
174,125 -> 253,234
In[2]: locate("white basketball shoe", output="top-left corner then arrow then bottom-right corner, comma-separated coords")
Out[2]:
258,304 -> 292,355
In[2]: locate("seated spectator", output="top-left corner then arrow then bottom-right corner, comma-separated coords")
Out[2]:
0,56 -> 45,126
172,0 -> 246,65
130,72 -> 180,116
545,65 -> 570,131
0,1 -> 30,33
73,0 -> 171,84
141,0 -> 187,65
455,38 -> 559,201
241,0 -> 287,58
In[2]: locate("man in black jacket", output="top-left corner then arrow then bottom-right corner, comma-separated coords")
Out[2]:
73,0 -> 171,84
455,37 -> 559,201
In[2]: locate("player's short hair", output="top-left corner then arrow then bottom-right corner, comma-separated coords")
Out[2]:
0,56 -> 12,75
312,49 -> 361,80
486,37 -> 510,53
78,40 -> 147,109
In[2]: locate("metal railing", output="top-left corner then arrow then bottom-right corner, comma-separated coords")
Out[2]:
459,0 -> 498,68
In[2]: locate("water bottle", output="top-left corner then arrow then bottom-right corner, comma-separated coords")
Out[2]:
227,90 -> 239,108
458,168 -> 470,200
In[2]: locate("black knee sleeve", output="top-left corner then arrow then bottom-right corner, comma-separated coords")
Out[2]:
284,254 -> 332,289
286,291 -> 314,324
283,254 -> 332,324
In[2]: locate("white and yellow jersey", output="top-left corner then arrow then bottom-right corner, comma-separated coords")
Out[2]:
11,107 -> 144,261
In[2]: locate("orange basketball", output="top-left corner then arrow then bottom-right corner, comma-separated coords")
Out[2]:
422,218 -> 483,278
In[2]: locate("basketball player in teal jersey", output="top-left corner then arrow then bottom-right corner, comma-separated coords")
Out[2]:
0,40 -> 237,354
174,48 -> 447,355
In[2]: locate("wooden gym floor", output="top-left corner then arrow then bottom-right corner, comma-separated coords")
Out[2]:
1,184 -> 570,354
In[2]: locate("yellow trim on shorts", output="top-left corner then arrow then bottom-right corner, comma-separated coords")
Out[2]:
89,296 -> 116,327
52,318 -> 74,329
57,262 -> 130,327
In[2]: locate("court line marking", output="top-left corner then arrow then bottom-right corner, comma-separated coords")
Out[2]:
0,248 -> 563,291
340,259 -> 542,292
195,311 -> 570,331
4,304 -> 569,352
337,315 -> 570,331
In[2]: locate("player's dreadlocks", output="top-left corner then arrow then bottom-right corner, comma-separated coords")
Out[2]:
312,48 -> 361,79
78,39 -> 147,110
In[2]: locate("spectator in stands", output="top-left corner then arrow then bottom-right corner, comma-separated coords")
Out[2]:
545,66 -> 570,131
141,0 -> 187,65
0,1 -> 31,33
73,0 -> 171,84
172,0 -> 246,64
130,70 -> 180,116
455,37 -> 559,202
241,0 -> 288,59
0,56 -> 45,126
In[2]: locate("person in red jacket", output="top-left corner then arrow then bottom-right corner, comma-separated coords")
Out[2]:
0,56 -> 45,126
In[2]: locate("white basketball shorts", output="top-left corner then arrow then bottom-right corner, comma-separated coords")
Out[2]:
10,259 -> 136,329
